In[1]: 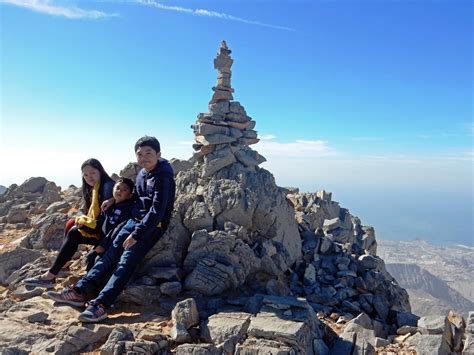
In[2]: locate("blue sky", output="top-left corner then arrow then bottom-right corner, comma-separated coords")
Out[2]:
1,0 -> 473,244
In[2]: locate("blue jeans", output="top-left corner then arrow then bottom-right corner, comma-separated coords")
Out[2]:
75,219 -> 163,307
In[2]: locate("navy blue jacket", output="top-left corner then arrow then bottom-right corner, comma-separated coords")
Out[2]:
130,158 -> 175,241
80,198 -> 136,247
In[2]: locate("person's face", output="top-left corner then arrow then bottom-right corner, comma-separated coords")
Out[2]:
82,165 -> 101,187
136,146 -> 160,171
113,182 -> 133,203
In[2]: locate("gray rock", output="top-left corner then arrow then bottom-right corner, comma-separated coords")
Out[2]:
171,298 -> 200,343
446,311 -> 465,353
20,177 -> 47,193
12,285 -> 46,300
396,311 -> 419,328
0,247 -> 42,284
374,337 -> 389,348
323,218 -> 340,231
140,215 -> 191,270
184,257 -> 235,296
196,133 -> 236,146
201,312 -> 251,350
406,332 -> 451,355
122,340 -> 162,354
397,325 -> 418,335
54,325 -> 112,354
358,255 -> 383,270
225,112 -> 250,124
176,343 -> 221,355
119,162 -> 141,181
229,102 -> 246,114
235,338 -> 298,354
184,230 -> 259,295
45,201 -> 70,214
183,201 -> 213,232
209,101 -> 230,115
247,312 -> 315,354
202,147 -> 237,177
160,281 -> 182,296
20,213 -> 68,250
193,122 -> 230,136
233,147 -> 266,168
6,255 -> 54,290
27,311 -> 48,323
100,326 -> 134,353
418,315 -> 448,335
6,206 -> 28,223
116,285 -> 160,306
372,295 -> 389,322
304,264 -> 316,285
331,313 -> 376,355
170,158 -> 194,176
42,181 -> 61,204
463,311 -> 474,353
146,266 -> 183,281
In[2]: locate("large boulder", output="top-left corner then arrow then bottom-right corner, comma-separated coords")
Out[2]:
20,213 -> 68,250
0,247 -> 42,284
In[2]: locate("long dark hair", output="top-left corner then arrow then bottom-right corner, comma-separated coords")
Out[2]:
81,158 -> 112,211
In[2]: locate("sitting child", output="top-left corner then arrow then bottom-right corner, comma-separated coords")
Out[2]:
24,177 -> 136,288
83,177 -> 137,271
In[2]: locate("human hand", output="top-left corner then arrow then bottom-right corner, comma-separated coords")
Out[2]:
101,198 -> 115,212
95,246 -> 105,254
123,235 -> 137,250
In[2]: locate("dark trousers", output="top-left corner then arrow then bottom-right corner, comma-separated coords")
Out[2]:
75,219 -> 163,308
49,228 -> 100,275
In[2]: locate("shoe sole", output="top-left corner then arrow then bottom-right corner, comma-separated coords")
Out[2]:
24,281 -> 55,289
46,292 -> 85,307
78,313 -> 108,323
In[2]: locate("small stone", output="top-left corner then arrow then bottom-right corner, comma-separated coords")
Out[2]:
397,325 -> 418,335
358,254 -> 383,270
304,264 -> 316,285
374,337 -> 389,348
323,218 -> 340,231
27,311 -> 48,323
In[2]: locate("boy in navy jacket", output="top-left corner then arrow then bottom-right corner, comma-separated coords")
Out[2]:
48,136 -> 176,322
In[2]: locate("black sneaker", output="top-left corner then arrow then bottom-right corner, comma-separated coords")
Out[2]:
24,276 -> 56,289
78,300 -> 108,322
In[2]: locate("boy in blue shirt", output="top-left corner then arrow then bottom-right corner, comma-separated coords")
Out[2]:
47,136 -> 176,322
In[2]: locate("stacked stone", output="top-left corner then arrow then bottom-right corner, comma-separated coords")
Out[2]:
287,191 -> 410,325
191,40 -> 266,177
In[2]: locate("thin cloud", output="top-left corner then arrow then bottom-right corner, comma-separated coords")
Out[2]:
1,0 -> 119,19
136,0 -> 296,32
258,139 -> 338,158
260,134 -> 276,141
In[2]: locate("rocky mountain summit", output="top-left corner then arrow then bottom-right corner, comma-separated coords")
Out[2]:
1,41 -> 472,354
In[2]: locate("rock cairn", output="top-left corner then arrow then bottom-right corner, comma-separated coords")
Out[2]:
191,40 -> 266,177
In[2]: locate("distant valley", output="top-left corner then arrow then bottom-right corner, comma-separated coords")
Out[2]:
378,240 -> 474,317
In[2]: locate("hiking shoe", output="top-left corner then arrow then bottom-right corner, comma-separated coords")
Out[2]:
24,275 -> 56,289
78,300 -> 108,323
46,286 -> 86,307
